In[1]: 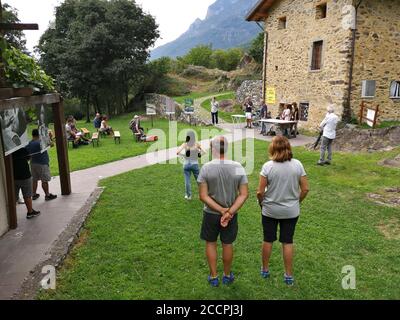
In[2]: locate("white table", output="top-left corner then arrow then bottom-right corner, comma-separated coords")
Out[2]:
231,114 -> 246,129
259,119 -> 298,137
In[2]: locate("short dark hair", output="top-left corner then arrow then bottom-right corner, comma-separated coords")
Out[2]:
32,129 -> 39,137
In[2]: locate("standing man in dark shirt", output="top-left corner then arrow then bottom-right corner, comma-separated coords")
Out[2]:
12,147 -> 41,219
27,129 -> 57,201
260,101 -> 268,136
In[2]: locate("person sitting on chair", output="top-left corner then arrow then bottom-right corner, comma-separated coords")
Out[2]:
93,113 -> 102,130
66,119 -> 82,148
130,115 -> 145,141
100,116 -> 114,136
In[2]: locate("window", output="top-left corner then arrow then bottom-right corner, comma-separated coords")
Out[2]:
278,16 -> 287,30
362,80 -> 376,98
311,40 -> 323,71
299,103 -> 309,121
316,3 -> 327,19
390,81 -> 400,99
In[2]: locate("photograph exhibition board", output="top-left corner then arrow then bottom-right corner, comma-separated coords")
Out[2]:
146,103 -> 157,116
36,105 -> 52,153
367,109 -> 376,127
0,107 -> 29,156
166,97 -> 176,115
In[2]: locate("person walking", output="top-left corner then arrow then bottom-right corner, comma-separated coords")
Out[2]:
176,130 -> 204,200
211,97 -> 219,125
27,129 -> 57,201
318,105 -> 339,166
198,136 -> 249,287
12,147 -> 41,219
256,136 -> 309,286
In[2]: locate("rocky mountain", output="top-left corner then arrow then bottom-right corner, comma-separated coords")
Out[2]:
151,0 -> 260,60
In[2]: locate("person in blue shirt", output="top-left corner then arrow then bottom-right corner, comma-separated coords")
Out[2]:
93,113 -> 102,130
27,129 -> 57,201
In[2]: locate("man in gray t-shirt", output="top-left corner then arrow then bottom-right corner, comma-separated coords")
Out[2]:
198,136 -> 249,287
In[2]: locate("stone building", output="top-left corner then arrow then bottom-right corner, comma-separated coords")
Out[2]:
247,0 -> 400,128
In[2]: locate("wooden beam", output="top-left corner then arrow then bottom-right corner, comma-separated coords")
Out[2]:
4,155 -> 17,229
52,98 -> 71,196
0,23 -> 39,31
0,93 -> 61,111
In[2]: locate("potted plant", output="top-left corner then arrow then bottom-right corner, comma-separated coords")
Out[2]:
0,38 -> 14,99
3,45 -> 55,97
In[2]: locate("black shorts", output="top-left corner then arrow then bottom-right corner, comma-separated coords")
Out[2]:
262,215 -> 299,244
200,212 -> 238,245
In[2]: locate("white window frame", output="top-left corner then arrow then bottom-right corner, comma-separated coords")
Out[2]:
361,80 -> 376,98
389,80 -> 400,99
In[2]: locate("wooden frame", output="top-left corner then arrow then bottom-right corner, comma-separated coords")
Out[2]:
0,93 -> 71,229
359,101 -> 379,128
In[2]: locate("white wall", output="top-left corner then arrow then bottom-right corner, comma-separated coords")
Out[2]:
0,138 -> 9,237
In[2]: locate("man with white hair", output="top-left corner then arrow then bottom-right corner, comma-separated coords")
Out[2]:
198,136 -> 249,287
318,105 -> 339,165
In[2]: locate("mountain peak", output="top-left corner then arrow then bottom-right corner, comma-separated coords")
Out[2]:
151,0 -> 260,60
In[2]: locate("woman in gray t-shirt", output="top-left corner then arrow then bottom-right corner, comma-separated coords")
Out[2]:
256,136 -> 309,286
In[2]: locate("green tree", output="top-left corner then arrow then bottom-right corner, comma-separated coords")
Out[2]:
210,48 -> 243,71
38,0 -> 159,122
249,32 -> 264,64
183,44 -> 213,68
1,3 -> 27,51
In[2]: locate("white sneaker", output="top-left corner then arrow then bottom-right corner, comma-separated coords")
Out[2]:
184,195 -> 192,200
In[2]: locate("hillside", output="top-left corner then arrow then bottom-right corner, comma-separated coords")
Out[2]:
151,0 -> 260,60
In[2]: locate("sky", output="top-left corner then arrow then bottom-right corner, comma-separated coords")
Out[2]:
4,0 -> 216,53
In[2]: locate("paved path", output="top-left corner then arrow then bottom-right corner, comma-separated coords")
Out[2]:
0,103 -> 315,299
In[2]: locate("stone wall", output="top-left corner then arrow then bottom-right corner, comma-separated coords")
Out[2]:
145,93 -> 182,119
351,0 -> 400,122
263,0 -> 354,128
333,125 -> 400,152
236,80 -> 263,108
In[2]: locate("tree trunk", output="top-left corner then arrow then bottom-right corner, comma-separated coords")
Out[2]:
85,93 -> 90,123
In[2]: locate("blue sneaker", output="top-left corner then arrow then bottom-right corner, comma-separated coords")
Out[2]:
284,274 -> 295,286
222,272 -> 235,285
208,275 -> 219,287
260,268 -> 270,279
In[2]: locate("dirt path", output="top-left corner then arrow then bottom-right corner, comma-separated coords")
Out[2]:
193,93 -> 230,125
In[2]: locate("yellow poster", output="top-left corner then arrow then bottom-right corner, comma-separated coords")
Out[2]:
266,87 -> 276,104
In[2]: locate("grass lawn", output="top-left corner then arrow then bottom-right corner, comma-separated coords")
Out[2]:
31,114 -> 223,176
201,92 -> 242,123
39,140 -> 400,300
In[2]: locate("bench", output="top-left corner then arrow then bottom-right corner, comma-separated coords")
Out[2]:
92,132 -> 99,147
81,128 -> 91,138
114,131 -> 121,144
